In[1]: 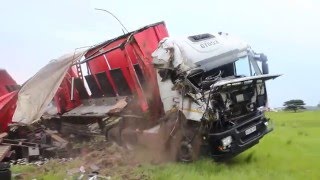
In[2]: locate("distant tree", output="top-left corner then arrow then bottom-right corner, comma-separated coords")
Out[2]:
283,99 -> 306,112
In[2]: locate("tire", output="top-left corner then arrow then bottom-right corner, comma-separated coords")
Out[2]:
0,162 -> 11,180
176,126 -> 201,162
177,140 -> 194,162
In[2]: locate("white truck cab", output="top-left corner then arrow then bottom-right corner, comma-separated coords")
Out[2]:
152,32 -> 280,161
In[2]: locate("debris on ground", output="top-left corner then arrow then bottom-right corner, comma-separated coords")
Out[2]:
10,136 -> 151,179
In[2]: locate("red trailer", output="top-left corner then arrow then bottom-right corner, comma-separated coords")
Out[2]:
9,22 -> 169,135
50,22 -> 169,124
83,21 -> 168,114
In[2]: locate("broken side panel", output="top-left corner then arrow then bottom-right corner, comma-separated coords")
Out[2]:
85,74 -> 104,98
74,78 -> 89,99
155,73 -> 205,121
96,72 -> 117,97
12,50 -> 87,125
109,68 -> 132,96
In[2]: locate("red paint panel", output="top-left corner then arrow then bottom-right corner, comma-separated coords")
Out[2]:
83,22 -> 169,113
133,24 -> 169,117
0,70 -> 17,96
87,39 -> 138,94
133,24 -> 169,59
54,68 -> 81,114
0,91 -> 18,132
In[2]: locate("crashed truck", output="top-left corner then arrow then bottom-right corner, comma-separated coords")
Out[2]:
11,22 -> 279,161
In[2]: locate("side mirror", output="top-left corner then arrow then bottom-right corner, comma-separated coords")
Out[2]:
262,61 -> 269,74
259,54 -> 269,74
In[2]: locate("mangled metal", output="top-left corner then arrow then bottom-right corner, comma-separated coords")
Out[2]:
12,50 -> 88,124
152,32 -> 280,161
0,22 -> 280,164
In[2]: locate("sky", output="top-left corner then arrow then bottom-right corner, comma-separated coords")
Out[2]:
0,0 -> 319,107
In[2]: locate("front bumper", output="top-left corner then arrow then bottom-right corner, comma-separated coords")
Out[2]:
208,112 -> 273,161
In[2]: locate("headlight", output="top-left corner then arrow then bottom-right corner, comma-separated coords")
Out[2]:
258,106 -> 266,112
221,136 -> 232,147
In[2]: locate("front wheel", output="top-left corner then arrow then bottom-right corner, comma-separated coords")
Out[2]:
176,130 -> 201,162
177,140 -> 194,162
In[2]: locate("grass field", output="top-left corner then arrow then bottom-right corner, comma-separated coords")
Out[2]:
11,111 -> 320,179
141,111 -> 320,180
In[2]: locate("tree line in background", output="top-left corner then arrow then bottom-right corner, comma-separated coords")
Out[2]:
283,99 -> 305,112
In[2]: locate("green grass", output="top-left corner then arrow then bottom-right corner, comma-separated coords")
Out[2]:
141,111 -> 320,180
11,111 -> 320,179
11,159 -> 82,180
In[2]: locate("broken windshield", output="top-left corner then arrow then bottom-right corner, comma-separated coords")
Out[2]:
235,56 -> 261,77
235,57 -> 252,77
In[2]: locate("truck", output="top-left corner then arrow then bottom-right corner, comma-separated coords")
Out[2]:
11,21 -> 279,161
151,32 -> 280,161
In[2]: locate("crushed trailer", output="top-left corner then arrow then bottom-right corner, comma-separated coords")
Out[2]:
9,21 -> 280,162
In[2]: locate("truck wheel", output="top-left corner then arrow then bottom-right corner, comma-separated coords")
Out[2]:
177,140 -> 193,162
177,135 -> 201,162
0,162 -> 11,180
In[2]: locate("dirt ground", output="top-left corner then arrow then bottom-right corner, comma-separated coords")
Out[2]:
12,135 -> 171,180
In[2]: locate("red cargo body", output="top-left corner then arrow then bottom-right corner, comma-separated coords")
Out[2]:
1,22 -> 168,131
10,22 -> 169,126
82,22 -> 168,117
